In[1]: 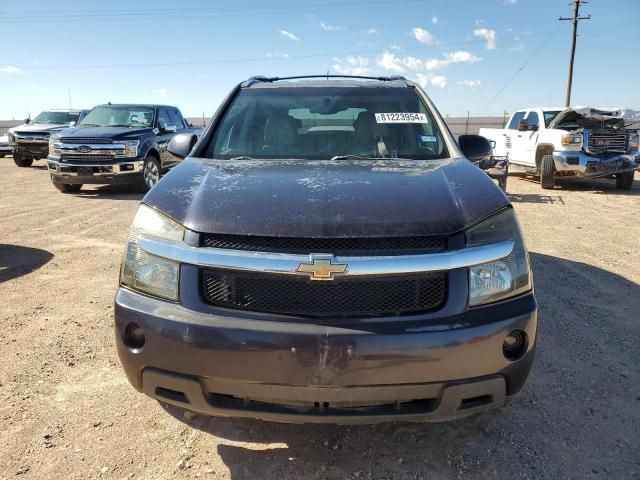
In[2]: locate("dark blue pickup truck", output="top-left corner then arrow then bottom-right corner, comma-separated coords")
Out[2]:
47,104 -> 201,193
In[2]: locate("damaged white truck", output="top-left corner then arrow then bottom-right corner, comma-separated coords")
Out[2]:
480,107 -> 640,190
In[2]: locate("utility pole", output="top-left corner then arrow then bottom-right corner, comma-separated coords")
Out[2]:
560,0 -> 590,107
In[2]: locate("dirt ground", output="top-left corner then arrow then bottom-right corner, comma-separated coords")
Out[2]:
1,158 -> 639,480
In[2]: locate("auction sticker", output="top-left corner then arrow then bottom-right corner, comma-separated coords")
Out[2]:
375,113 -> 428,123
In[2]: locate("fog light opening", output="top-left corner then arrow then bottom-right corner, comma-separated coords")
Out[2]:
124,322 -> 146,349
503,329 -> 527,360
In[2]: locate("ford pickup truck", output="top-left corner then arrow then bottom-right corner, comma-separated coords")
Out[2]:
8,109 -> 88,167
480,107 -> 639,190
48,104 -> 201,193
114,75 -> 537,424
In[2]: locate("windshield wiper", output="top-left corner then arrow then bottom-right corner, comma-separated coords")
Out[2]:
330,155 -> 404,161
229,156 -> 258,161
108,124 -> 131,128
79,123 -> 101,127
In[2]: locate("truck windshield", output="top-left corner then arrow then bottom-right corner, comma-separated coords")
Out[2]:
79,106 -> 155,128
208,86 -> 448,160
32,111 -> 80,125
543,111 -> 561,127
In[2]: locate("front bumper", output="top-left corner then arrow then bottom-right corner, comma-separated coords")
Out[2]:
47,157 -> 143,184
115,287 -> 537,424
554,150 -> 640,177
13,142 -> 48,159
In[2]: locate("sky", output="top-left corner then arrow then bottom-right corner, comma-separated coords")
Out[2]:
0,0 -> 638,120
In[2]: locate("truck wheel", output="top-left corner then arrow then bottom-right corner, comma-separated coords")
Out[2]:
615,171 -> 634,190
13,153 -> 33,168
540,155 -> 555,189
142,155 -> 161,191
52,181 -> 82,193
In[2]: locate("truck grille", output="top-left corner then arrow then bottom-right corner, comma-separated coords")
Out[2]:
200,234 -> 447,256
60,154 -> 114,161
588,130 -> 627,154
201,269 -> 447,317
59,137 -> 114,144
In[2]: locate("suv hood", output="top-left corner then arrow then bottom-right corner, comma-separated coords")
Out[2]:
144,157 -> 509,237
56,126 -> 154,139
10,123 -> 69,133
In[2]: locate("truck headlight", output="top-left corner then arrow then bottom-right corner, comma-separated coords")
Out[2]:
49,134 -> 61,157
116,140 -> 140,158
561,133 -> 582,146
8,132 -> 15,143
629,132 -> 639,151
466,208 -> 532,307
120,204 -> 184,300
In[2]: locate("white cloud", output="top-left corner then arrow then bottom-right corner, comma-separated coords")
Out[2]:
431,15 -> 438,25
365,28 -> 378,34
474,28 -> 496,50
389,44 -> 401,50
457,79 -> 482,91
151,88 -> 169,98
415,73 -> 448,90
425,51 -> 482,70
266,51 -> 289,58
332,56 -> 370,76
410,27 -> 437,45
278,30 -> 299,41
376,52 -> 424,73
0,65 -> 23,74
320,21 -> 342,31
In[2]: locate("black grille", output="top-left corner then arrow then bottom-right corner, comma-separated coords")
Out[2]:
201,234 -> 446,256
59,137 -> 114,144
201,269 -> 447,317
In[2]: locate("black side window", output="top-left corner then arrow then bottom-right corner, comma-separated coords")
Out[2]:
157,108 -> 170,129
507,111 -> 526,129
168,108 -> 184,127
527,111 -> 539,129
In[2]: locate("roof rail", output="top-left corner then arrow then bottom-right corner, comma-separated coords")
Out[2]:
241,74 -> 408,87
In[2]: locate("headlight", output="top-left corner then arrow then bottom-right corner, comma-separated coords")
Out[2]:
7,132 -> 15,143
120,204 -> 184,300
629,132 -> 639,151
466,208 -> 532,307
561,133 -> 582,146
117,140 -> 140,158
49,134 -> 61,157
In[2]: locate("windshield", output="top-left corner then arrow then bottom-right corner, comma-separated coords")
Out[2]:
208,86 -> 448,160
32,111 -> 80,125
543,110 -> 561,128
79,106 -> 154,128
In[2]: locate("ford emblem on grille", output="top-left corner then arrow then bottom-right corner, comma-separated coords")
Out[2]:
76,145 -> 92,153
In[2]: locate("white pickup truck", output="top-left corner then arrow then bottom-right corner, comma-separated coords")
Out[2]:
480,107 -> 640,190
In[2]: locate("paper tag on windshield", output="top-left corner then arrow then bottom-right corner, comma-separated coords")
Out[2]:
375,113 -> 428,124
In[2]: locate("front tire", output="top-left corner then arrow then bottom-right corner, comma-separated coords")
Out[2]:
52,181 -> 82,193
141,155 -> 162,192
540,155 -> 555,190
13,153 -> 33,168
615,171 -> 634,190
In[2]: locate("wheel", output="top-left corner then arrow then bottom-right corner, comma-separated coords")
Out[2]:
13,153 -> 33,167
615,171 -> 634,190
52,181 -> 82,193
142,155 -> 162,192
540,155 -> 555,190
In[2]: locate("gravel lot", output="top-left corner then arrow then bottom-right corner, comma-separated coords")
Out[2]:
1,158 -> 639,480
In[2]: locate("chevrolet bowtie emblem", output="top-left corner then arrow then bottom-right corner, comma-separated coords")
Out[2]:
297,258 -> 348,280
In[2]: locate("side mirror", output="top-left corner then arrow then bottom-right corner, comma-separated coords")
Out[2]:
517,119 -> 528,132
458,134 -> 493,162
168,133 -> 197,159
24,118 -> 31,125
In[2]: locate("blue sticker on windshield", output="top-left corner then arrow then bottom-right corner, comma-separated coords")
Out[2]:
418,134 -> 437,147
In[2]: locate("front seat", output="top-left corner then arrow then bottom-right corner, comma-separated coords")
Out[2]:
262,112 -> 298,155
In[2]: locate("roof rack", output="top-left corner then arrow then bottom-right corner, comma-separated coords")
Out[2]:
241,74 -> 408,87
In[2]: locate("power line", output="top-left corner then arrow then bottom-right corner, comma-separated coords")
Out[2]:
559,0 -> 590,107
479,26 -> 560,114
